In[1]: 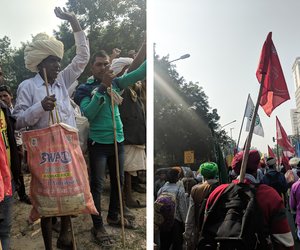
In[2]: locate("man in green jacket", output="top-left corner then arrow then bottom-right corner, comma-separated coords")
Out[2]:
74,51 -> 146,246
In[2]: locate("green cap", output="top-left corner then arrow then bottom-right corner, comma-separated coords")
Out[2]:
199,162 -> 219,179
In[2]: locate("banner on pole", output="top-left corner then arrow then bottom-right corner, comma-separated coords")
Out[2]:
267,145 -> 276,158
276,116 -> 295,154
244,95 -> 264,137
256,32 -> 290,116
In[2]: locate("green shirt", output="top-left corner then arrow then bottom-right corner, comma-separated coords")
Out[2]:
80,61 -> 146,144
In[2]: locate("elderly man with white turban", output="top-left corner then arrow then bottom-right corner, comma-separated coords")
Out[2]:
13,7 -> 89,250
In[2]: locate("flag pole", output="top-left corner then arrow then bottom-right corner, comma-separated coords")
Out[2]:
276,140 -> 280,166
239,76 -> 265,183
274,125 -> 280,164
236,94 -> 250,151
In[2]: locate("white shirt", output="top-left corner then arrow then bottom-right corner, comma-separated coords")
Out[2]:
13,31 -> 89,130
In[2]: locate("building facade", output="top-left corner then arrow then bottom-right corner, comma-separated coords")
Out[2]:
291,57 -> 300,136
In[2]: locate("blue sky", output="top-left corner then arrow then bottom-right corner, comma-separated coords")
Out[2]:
152,0 -> 300,154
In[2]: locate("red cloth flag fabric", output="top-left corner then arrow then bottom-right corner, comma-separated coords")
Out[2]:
256,32 -> 290,116
267,145 -> 276,159
283,150 -> 294,158
280,151 -> 291,171
276,116 -> 295,154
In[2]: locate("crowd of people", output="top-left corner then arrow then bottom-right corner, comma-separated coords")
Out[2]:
0,6 -> 146,250
154,150 -> 300,250
4,4 -> 300,250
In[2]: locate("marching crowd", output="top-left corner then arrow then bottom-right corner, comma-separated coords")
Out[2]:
0,7 -> 146,250
3,4 -> 300,250
154,149 -> 300,250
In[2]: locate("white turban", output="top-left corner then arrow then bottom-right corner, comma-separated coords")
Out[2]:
110,57 -> 133,75
24,33 -> 64,72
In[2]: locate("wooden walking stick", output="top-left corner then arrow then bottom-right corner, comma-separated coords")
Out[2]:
110,85 -> 126,246
69,216 -> 77,250
42,68 -> 55,124
42,68 -> 77,250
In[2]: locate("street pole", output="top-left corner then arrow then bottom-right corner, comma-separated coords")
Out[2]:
230,127 -> 234,140
221,120 -> 237,129
169,54 -> 190,63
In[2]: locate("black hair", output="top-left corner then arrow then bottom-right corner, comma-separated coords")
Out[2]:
0,85 -> 12,96
166,169 -> 179,183
90,50 -> 109,65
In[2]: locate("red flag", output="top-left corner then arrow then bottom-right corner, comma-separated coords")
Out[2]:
283,150 -> 294,158
276,116 -> 295,154
267,145 -> 276,158
281,151 -> 291,171
256,32 -> 290,116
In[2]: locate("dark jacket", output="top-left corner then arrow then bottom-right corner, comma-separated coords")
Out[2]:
74,79 -> 99,106
261,169 -> 288,196
119,87 -> 146,145
0,100 -> 21,189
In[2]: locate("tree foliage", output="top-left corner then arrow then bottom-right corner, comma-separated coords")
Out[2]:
0,36 -> 16,90
65,0 -> 146,57
0,0 -> 146,93
154,53 -> 231,169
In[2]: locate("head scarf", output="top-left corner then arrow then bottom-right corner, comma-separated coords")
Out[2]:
266,157 -> 276,167
110,57 -> 133,75
24,33 -> 64,72
198,162 -> 219,179
289,157 -> 300,168
231,150 -> 260,175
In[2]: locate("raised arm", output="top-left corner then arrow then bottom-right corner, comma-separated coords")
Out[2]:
127,38 -> 146,73
117,60 -> 146,89
54,7 -> 90,89
54,7 -> 82,32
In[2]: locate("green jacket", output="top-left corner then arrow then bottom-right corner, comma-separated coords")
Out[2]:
75,61 -> 146,144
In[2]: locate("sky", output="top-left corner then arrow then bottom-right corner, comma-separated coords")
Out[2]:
1,0 -> 299,155
0,0 -> 68,48
152,0 -> 300,154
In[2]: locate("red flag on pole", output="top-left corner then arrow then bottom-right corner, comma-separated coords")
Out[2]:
256,32 -> 290,116
267,145 -> 276,158
276,116 -> 295,154
281,151 -> 291,171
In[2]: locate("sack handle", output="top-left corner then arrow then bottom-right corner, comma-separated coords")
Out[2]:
43,68 -> 60,125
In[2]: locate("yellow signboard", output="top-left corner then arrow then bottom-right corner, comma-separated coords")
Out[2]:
184,150 -> 194,164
